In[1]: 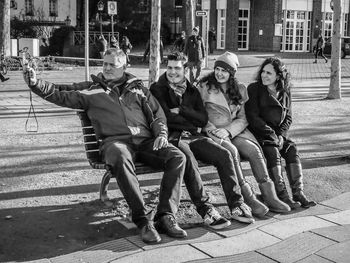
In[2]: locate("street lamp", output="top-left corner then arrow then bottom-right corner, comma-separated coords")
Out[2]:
97,0 -> 104,35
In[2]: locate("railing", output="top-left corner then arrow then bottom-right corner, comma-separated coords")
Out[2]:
73,31 -> 119,46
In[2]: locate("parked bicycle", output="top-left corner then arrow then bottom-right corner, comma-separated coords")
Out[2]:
0,48 -> 8,75
19,47 -> 44,75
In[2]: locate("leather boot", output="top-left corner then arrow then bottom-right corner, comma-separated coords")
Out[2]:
268,166 -> 301,209
259,180 -> 290,213
241,182 -> 269,218
286,163 -> 317,208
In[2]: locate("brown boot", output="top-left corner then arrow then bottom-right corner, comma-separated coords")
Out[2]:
241,182 -> 269,217
259,180 -> 290,213
156,215 -> 187,238
140,222 -> 161,243
268,166 -> 301,209
286,163 -> 317,208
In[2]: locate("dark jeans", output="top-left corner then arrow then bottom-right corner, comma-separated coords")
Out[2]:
187,61 -> 203,83
315,48 -> 327,60
261,139 -> 300,169
101,138 -> 185,228
179,136 -> 243,210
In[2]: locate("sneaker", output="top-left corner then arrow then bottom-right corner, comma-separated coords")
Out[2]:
1,77 -> 9,82
140,223 -> 161,244
203,207 -> 231,230
231,203 -> 255,224
156,215 -> 187,238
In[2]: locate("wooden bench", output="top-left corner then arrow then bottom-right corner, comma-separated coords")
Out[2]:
77,111 -> 217,205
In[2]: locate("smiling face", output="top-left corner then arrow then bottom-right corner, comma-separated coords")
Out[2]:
214,66 -> 230,83
261,63 -> 278,88
102,53 -> 126,80
166,60 -> 186,84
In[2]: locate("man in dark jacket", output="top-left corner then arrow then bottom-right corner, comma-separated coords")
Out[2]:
313,34 -> 328,63
150,52 -> 254,226
184,26 -> 205,83
23,48 -> 188,244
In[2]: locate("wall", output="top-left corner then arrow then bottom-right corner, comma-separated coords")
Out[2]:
250,0 -> 282,51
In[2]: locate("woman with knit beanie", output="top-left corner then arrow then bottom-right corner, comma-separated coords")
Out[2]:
245,57 -> 316,209
198,52 -> 290,217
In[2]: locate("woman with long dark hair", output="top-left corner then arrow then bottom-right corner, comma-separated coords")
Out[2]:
245,57 -> 316,209
198,52 -> 290,217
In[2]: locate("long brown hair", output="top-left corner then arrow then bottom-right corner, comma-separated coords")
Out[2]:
200,71 -> 242,105
256,57 -> 291,94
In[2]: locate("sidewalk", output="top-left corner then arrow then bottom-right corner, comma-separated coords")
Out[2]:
31,192 -> 350,263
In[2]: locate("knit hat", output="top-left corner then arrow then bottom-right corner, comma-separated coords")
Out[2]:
214,51 -> 239,76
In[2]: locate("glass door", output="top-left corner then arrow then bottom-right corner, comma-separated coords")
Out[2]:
283,10 -> 308,52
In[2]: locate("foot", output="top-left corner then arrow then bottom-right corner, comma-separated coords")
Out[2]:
203,207 -> 231,230
281,196 -> 301,209
1,77 -> 9,82
313,61 -> 317,63
231,203 -> 255,224
325,59 -> 328,63
156,215 -> 187,238
293,191 -> 317,208
141,223 -> 161,244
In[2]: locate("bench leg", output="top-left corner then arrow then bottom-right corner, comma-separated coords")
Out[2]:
100,170 -> 113,207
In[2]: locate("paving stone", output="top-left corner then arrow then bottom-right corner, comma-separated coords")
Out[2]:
317,209 -> 350,225
110,244 -> 209,263
270,204 -> 339,220
192,229 -> 280,257
51,238 -> 141,263
320,192 -> 350,210
259,216 -> 337,239
185,251 -> 276,263
258,232 -> 336,263
126,227 -> 222,250
316,240 -> 350,263
311,225 -> 350,242
295,254 -> 333,263
216,217 -> 278,238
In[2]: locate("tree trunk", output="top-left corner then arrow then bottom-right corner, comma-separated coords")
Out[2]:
0,0 -> 11,56
148,0 -> 161,86
327,0 -> 342,99
185,0 -> 195,36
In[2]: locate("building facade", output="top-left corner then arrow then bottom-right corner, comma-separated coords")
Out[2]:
164,0 -> 350,52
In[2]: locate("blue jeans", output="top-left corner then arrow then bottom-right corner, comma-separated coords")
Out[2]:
187,61 -> 203,83
178,136 -> 243,210
101,138 -> 186,228
230,136 -> 270,184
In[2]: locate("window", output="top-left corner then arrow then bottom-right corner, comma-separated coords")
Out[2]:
25,0 -> 34,16
344,13 -> 349,36
217,9 -> 226,49
49,0 -> 58,17
170,17 -> 182,36
238,9 -> 250,50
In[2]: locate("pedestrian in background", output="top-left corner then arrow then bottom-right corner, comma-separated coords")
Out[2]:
208,27 -> 216,54
184,26 -> 205,84
198,52 -> 290,217
142,37 -> 164,64
173,31 -> 186,53
313,34 -> 328,63
97,35 -> 108,59
120,36 -> 133,66
110,36 -> 119,49
245,57 -> 317,209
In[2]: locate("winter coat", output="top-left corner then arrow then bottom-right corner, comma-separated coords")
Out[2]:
184,35 -> 205,62
150,73 -> 208,142
29,72 -> 167,145
245,81 -> 292,147
198,81 -> 258,143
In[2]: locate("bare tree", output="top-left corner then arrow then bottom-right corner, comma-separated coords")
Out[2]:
185,0 -> 195,36
148,0 -> 161,86
327,0 -> 342,99
0,0 -> 11,56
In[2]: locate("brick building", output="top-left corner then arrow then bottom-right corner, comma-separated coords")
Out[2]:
164,0 -> 350,52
